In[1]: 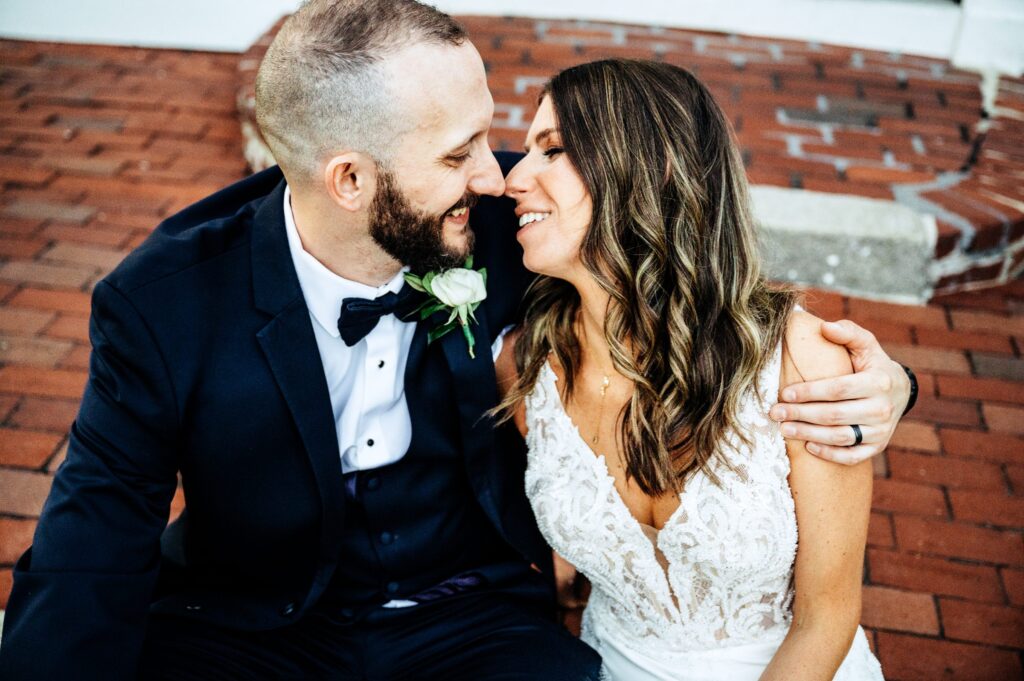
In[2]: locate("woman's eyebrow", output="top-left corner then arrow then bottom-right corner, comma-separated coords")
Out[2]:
524,127 -> 559,152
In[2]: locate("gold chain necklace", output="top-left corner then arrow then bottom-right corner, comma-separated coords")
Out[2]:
592,374 -> 611,445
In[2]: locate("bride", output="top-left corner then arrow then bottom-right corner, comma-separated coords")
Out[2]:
494,59 -> 884,680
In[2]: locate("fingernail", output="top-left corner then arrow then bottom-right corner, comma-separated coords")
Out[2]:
782,389 -> 796,402
781,424 -> 796,437
770,407 -> 786,421
806,442 -> 820,454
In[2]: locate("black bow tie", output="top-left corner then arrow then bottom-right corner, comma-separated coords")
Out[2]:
337,284 -> 422,346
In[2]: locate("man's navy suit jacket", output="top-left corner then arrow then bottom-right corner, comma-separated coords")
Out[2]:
0,153 -> 545,679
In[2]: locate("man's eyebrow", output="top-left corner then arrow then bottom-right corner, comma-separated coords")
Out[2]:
443,129 -> 487,156
524,127 -> 558,152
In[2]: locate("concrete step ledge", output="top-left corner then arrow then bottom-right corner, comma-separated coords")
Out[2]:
752,186 -> 938,304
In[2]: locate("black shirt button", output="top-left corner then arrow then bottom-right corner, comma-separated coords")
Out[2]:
366,476 -> 381,491
281,602 -> 296,617
367,439 -> 375,447
380,531 -> 394,545
378,360 -> 385,368
386,582 -> 399,594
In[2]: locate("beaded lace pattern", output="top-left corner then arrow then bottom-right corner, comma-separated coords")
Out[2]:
524,342 -> 884,679
525,344 -> 796,655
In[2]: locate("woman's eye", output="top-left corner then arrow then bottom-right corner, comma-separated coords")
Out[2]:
543,146 -> 564,158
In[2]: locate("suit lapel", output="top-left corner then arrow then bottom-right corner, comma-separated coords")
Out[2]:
257,307 -> 344,549
251,179 -> 344,558
436,305 -> 506,535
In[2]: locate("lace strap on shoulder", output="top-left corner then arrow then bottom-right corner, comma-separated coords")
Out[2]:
523,360 -> 560,420
756,340 -> 784,407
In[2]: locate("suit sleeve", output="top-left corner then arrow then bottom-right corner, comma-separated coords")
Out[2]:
0,280 -> 180,680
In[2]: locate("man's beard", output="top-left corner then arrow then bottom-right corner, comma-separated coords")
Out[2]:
368,168 -> 478,273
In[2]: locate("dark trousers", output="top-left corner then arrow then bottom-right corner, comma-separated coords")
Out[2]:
138,592 -> 602,680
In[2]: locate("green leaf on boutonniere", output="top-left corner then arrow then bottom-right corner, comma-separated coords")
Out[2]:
428,322 -> 456,345
422,271 -> 437,296
418,301 -> 447,319
405,274 -> 426,293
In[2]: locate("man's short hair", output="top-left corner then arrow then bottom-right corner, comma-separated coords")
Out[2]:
255,0 -> 467,185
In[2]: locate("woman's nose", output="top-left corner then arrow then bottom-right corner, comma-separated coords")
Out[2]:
503,158 -> 531,198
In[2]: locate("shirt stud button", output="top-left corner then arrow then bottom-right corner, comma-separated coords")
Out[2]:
378,360 -> 385,368
367,439 -> 375,447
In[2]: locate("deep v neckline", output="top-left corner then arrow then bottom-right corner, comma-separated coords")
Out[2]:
539,360 -> 685,612
539,360 -> 688,538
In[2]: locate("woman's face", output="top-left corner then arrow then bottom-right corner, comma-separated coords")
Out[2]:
504,96 -> 593,280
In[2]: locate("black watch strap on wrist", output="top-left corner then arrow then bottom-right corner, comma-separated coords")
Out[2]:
901,364 -> 919,416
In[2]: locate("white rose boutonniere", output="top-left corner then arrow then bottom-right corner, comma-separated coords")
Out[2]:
404,256 -> 487,358
431,267 -> 486,307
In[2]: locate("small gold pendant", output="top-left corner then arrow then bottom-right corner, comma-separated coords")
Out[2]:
593,375 -> 611,445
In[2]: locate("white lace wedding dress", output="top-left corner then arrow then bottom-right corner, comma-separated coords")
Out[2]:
523,345 -> 884,680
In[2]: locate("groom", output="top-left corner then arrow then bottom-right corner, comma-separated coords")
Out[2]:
0,1 -> 912,678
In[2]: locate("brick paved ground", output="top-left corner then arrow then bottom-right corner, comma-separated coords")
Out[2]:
1,18 -> 1023,680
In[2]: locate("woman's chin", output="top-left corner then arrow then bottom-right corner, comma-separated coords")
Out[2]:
520,252 -> 562,278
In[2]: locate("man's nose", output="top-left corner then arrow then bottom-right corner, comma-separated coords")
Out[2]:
469,148 -> 506,197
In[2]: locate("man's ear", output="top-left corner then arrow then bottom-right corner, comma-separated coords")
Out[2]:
323,152 -> 375,212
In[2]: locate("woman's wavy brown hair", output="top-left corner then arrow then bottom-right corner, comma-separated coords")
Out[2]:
496,59 -> 797,496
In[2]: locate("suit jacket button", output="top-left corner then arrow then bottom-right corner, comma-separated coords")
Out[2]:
379,531 -> 394,545
340,607 -> 355,619
281,602 -> 296,617
366,476 -> 381,491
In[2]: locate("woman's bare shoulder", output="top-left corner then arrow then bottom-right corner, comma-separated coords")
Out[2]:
494,326 -> 524,393
494,326 -> 531,437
